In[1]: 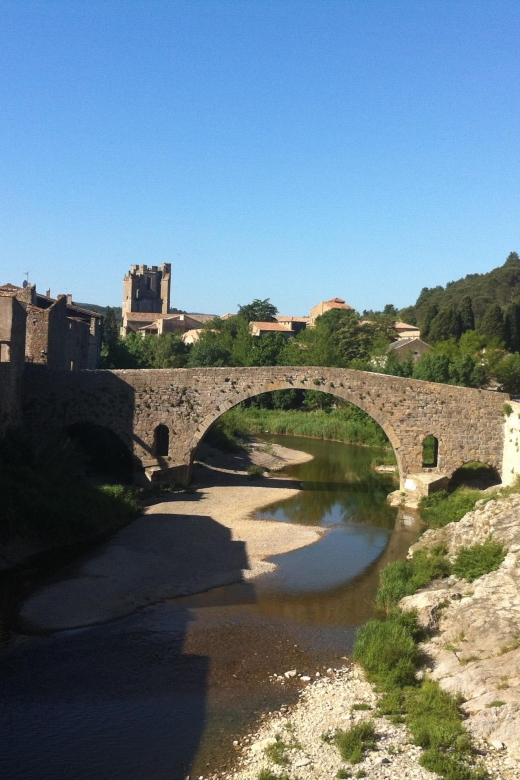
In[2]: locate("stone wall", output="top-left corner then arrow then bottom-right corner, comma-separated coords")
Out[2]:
0,296 -> 26,433
21,366 -> 509,487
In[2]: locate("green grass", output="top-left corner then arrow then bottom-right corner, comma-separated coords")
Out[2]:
216,405 -> 394,451
352,610 -> 423,690
258,771 -> 291,780
334,721 -> 377,764
452,538 -> 506,582
351,703 -> 372,711
486,700 -> 506,708
376,545 -> 451,611
418,488 -> 483,529
264,740 -> 290,766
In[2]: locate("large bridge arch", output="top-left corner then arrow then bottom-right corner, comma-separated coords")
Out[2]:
21,364 -> 509,501
188,381 -> 404,480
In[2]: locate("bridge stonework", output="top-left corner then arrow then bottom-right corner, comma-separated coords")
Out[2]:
22,365 -> 508,495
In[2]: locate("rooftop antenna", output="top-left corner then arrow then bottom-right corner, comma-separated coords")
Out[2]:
22,271 -> 29,288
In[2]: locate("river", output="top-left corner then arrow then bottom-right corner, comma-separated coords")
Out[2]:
0,435 -> 421,780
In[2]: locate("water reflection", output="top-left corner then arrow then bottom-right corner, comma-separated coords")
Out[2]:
255,435 -> 397,529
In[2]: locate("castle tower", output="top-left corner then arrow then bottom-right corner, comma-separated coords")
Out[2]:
122,263 -> 171,316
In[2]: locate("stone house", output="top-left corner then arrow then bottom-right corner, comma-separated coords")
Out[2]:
387,337 -> 431,362
395,321 -> 421,339
275,315 -> 309,335
250,321 -> 295,338
0,283 -> 102,369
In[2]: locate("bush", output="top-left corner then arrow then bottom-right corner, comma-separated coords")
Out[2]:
419,488 -> 482,528
334,721 -> 377,764
405,681 -> 471,752
420,749 -> 488,780
376,546 -> 451,611
247,464 -> 265,479
452,538 -> 506,582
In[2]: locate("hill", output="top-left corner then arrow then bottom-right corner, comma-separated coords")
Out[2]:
404,252 -> 520,326
75,303 -> 122,321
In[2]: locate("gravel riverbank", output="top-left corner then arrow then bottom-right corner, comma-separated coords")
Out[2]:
18,441 -> 321,632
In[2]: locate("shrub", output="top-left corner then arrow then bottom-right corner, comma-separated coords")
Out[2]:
264,739 -> 289,766
452,538 -> 506,582
405,681 -> 471,752
334,721 -> 377,764
420,749 -> 488,780
376,545 -> 451,611
247,464 -> 265,479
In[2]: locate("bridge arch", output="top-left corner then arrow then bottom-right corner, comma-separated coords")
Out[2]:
188,381 -> 404,481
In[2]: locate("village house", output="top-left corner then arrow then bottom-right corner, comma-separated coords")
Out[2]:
0,282 -> 102,370
387,336 -> 431,362
308,297 -> 353,326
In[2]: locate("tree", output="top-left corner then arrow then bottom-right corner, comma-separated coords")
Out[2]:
458,296 -> 475,333
383,304 -> 398,316
237,298 -> 278,322
413,354 -> 451,383
250,332 -> 288,366
420,303 -> 439,341
504,251 -> 520,267
398,306 -> 417,325
504,301 -> 520,352
478,303 -> 505,344
428,305 -> 462,343
495,354 -> 520,395
187,334 -> 232,367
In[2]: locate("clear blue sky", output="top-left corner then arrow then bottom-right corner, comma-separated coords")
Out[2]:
1,1 -> 519,316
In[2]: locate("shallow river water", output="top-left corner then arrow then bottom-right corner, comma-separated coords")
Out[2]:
0,435 -> 421,780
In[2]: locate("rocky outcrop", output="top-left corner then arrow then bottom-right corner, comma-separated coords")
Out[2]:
401,494 -> 520,767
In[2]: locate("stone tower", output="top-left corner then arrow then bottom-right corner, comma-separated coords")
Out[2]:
122,263 -> 171,316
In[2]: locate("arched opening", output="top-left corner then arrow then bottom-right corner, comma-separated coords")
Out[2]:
65,422 -> 133,483
192,388 -> 401,483
153,424 -> 169,457
422,435 -> 438,467
448,462 -> 501,492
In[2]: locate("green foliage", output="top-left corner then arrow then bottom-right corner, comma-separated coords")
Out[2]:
0,431 -> 139,545
218,404 -> 392,449
495,353 -> 520,394
258,771 -> 291,780
478,303 -> 506,344
103,332 -> 190,369
336,770 -> 352,779
486,700 -> 506,708
413,353 -> 451,383
419,488 -> 482,528
452,538 -> 506,582
247,464 -> 265,479
334,721 -> 377,764
351,703 -> 372,711
352,610 -> 423,690
428,305 -> 462,343
415,252 -> 520,325
420,750 -> 488,780
406,681 -> 471,752
459,296 -> 475,333
238,298 -> 278,322
375,546 -> 451,611
422,434 -> 438,466
264,739 -> 289,765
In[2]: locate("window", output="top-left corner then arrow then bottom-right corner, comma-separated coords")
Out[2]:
153,424 -> 169,456
422,435 -> 438,467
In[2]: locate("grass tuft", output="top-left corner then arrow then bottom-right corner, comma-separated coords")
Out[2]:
452,538 -> 506,582
376,545 -> 451,611
334,721 -> 377,764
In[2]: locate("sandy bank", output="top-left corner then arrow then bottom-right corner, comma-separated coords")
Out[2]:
18,441 -> 320,633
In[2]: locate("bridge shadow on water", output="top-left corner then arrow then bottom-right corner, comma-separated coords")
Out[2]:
0,515 -> 254,780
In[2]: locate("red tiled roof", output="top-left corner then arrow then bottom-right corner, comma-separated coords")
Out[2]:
250,321 -> 292,332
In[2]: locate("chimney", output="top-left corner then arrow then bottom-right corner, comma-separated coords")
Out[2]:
66,294 -> 72,305
46,289 -> 51,298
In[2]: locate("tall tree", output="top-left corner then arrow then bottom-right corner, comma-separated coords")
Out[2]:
420,303 -> 439,341
428,305 -> 462,343
458,296 -> 475,333
504,301 -> 520,353
237,298 -> 278,322
478,303 -> 506,344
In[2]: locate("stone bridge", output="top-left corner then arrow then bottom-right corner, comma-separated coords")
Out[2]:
21,365 -> 515,500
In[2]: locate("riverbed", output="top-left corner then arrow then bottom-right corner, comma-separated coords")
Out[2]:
0,435 -> 421,780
